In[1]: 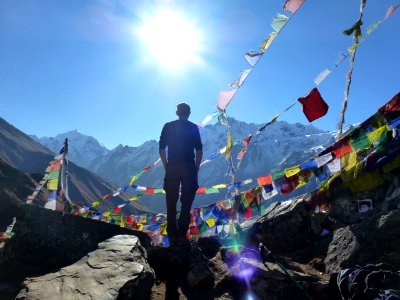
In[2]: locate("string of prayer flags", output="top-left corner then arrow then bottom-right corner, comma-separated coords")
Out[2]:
338,0 -> 367,138
367,21 -> 382,35
217,89 -> 238,111
283,0 -> 304,14
201,112 -> 219,126
244,51 -> 263,67
298,88 -> 329,122
128,158 -> 161,186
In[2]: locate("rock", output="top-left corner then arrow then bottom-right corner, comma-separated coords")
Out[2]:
245,197 -> 320,262
16,235 -> 154,300
197,236 -> 222,259
3,205 -> 151,268
218,255 -> 329,300
324,209 -> 400,273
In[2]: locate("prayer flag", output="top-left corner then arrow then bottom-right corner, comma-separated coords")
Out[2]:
125,215 -> 134,224
300,160 -> 318,170
237,135 -> 253,160
144,187 -> 154,195
230,69 -> 251,88
283,0 -> 304,13
92,201 -> 100,207
244,51 -> 262,67
102,193 -> 111,200
218,111 -> 229,125
378,93 -> 400,114
206,187 -> 219,194
201,112 -> 219,126
284,165 -> 301,177
217,89 -> 238,111
47,179 -> 58,190
385,4 -> 399,19
103,211 -> 111,217
298,88 -> 329,122
243,206 -> 252,220
47,171 -> 59,180
242,179 -> 253,185
196,187 -> 206,194
113,207 -> 122,214
257,174 -> 272,186
368,125 -> 388,143
271,14 -> 289,33
314,69 -> 331,85
212,184 -> 228,189
332,143 -> 353,158
315,153 -> 334,167
367,21 -> 381,35
224,131 -> 233,160
129,196 -> 138,201
259,32 -> 277,52
205,218 -> 216,228
262,185 -> 278,200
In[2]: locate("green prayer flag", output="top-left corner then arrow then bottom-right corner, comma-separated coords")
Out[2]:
367,21 -> 381,35
47,171 -> 59,180
259,32 -> 278,52
271,14 -> 289,33
272,171 -> 285,180
206,187 -> 219,194
350,135 -> 371,151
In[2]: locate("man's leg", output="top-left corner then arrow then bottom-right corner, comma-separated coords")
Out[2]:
164,176 -> 180,244
177,165 -> 198,239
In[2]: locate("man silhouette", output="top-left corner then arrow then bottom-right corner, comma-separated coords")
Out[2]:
159,103 -> 202,245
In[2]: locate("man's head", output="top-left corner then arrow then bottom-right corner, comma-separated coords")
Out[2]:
176,102 -> 191,119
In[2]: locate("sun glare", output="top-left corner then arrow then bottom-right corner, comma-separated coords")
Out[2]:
136,9 -> 203,69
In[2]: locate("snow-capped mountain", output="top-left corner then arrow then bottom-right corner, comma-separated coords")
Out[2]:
31,130 -> 109,169
33,119 -> 335,212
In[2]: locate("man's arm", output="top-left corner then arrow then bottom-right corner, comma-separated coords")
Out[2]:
160,149 -> 168,170
195,149 -> 203,171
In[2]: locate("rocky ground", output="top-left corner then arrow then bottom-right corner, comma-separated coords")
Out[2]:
1,174 -> 400,299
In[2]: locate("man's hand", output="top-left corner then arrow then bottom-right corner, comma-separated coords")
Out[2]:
159,149 -> 168,171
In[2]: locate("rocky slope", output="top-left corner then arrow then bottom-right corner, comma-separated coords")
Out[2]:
0,117 -> 152,216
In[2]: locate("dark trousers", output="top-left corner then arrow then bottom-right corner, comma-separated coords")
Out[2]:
164,163 -> 198,239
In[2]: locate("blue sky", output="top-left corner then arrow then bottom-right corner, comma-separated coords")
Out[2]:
1,0 -> 399,149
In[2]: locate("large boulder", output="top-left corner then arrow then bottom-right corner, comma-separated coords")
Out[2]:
245,197 -> 321,262
324,209 -> 400,273
16,235 -> 154,300
3,204 -> 151,268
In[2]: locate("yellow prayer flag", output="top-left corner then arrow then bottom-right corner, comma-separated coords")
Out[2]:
212,184 -> 228,189
367,125 -> 388,144
219,147 -> 227,154
260,32 -> 278,52
284,165 -> 301,178
92,201 -> 100,207
139,215 -> 147,223
103,211 -> 111,217
160,223 -> 168,235
136,223 -> 144,231
119,221 -> 125,228
347,171 -> 384,193
341,151 -> 357,172
224,131 -> 233,160
205,218 -> 216,228
129,176 -> 137,186
129,197 -> 138,201
47,179 -> 58,190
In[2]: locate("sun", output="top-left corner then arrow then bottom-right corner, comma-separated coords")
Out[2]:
136,9 -> 203,69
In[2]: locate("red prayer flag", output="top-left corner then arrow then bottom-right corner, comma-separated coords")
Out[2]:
237,135 -> 253,160
257,174 -> 272,186
102,193 -> 111,201
113,207 -> 122,214
298,88 -> 329,122
144,187 -> 155,194
332,143 -> 352,159
125,215 -> 134,224
196,187 -> 206,194
190,225 -> 200,236
243,206 -> 253,220
283,0 -> 304,13
378,93 -> 400,114
143,164 -> 154,171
